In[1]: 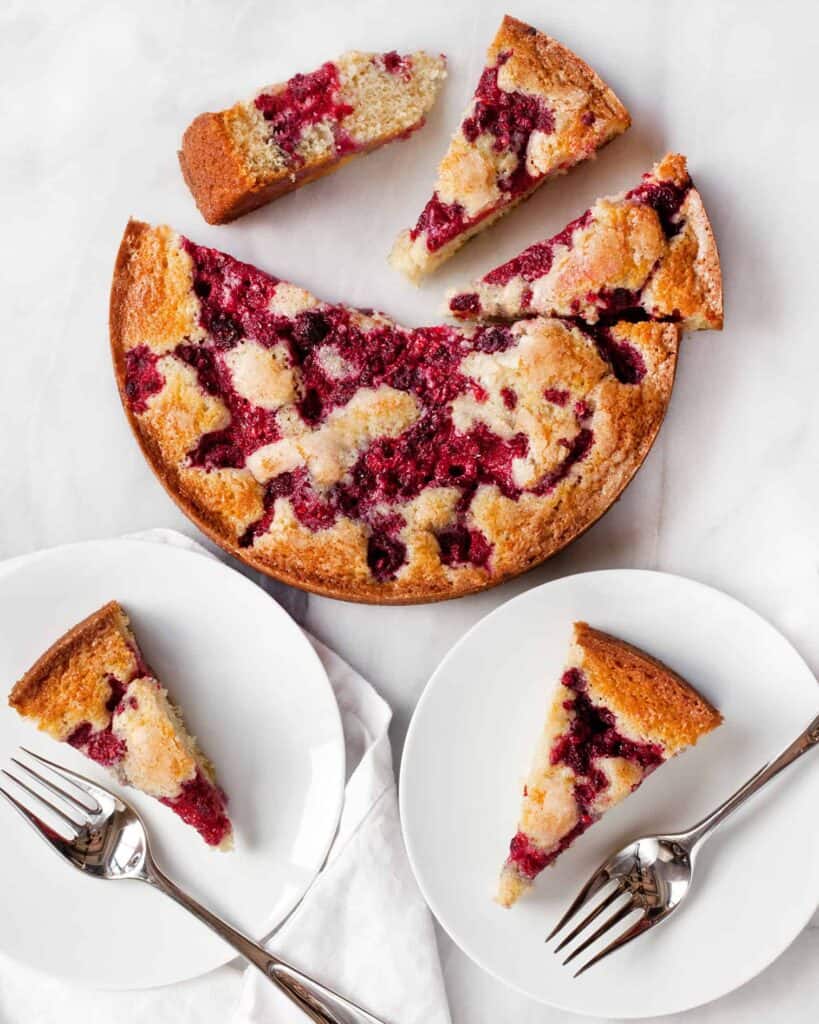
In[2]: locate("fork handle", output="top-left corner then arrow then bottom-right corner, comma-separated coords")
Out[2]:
146,862 -> 388,1024
681,711 -> 819,850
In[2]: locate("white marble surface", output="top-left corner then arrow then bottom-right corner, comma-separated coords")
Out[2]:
2,0 -> 819,1020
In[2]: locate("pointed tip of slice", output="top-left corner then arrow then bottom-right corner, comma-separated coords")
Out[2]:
496,863 -> 529,907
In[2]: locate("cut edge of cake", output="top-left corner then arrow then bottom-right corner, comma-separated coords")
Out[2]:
180,49 -> 447,225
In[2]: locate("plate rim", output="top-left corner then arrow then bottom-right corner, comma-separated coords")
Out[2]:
0,535 -> 346,989
399,567 -> 819,1019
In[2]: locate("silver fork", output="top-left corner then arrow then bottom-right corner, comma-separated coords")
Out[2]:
0,747 -> 386,1024
547,711 -> 819,977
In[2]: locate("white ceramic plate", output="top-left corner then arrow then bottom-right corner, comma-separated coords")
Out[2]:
400,570 -> 819,1019
0,539 -> 345,989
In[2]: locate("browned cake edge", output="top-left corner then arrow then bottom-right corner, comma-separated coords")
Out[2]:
574,621 -> 723,752
179,112 -> 360,225
496,16 -> 630,129
8,601 -> 129,714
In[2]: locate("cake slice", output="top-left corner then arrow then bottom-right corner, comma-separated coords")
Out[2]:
180,49 -> 447,224
498,622 -> 721,907
389,16 -> 630,281
8,602 -> 233,850
449,153 -> 723,330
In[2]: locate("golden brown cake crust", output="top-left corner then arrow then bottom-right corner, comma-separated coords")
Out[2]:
574,622 -> 723,752
8,601 -> 136,737
494,16 -> 629,127
111,221 -> 679,605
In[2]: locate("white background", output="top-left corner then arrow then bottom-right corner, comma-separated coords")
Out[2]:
2,0 -> 819,1021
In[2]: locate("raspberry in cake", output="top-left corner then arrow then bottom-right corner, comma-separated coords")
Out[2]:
389,16 -> 630,282
497,622 -> 722,907
110,220 -> 680,604
180,49 -> 447,224
8,602 -> 233,850
448,154 -> 723,330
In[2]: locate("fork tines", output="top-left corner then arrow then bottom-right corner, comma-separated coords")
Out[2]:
546,864 -> 654,977
0,748 -> 100,846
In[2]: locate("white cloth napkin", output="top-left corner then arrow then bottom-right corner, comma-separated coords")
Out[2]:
0,529 -> 451,1024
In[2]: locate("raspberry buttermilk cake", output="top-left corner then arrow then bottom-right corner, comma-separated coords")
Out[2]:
449,153 -> 723,330
498,622 -> 721,907
9,602 -> 233,850
390,16 -> 630,282
180,49 -> 447,224
110,220 -> 680,604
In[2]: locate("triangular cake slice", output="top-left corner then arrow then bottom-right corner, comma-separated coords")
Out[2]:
498,622 -> 721,907
180,48 -> 447,224
390,16 -> 630,281
449,154 -> 723,330
9,601 -> 233,850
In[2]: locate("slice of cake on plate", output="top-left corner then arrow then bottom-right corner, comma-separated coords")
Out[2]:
498,622 -> 721,907
180,48 -> 447,224
389,16 -> 630,281
448,153 -> 723,330
8,601 -> 233,850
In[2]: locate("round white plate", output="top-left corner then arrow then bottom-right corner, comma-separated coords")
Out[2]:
0,539 -> 345,989
400,570 -> 819,1019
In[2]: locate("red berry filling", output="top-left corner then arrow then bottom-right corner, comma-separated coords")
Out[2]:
481,211 -> 594,288
626,174 -> 691,239
543,388 -> 570,407
127,242 -> 608,580
589,326 -> 647,385
553,669 -> 664,777
366,531 -> 408,582
254,62 -> 355,161
411,53 -> 555,253
449,292 -> 482,316
461,53 -> 554,150
67,721 -> 127,767
66,673 -> 132,767
436,525 -> 492,568
507,668 -> 664,879
409,193 -> 469,252
500,386 -> 517,409
379,51 -> 412,78
159,768 -> 232,848
124,347 -> 164,412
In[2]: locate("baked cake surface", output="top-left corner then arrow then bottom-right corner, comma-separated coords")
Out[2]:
180,49 -> 447,224
390,16 -> 630,281
497,622 -> 722,907
9,601 -> 233,849
111,221 -> 679,604
449,153 -> 723,330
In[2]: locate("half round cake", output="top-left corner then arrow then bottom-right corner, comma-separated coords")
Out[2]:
110,221 -> 679,603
